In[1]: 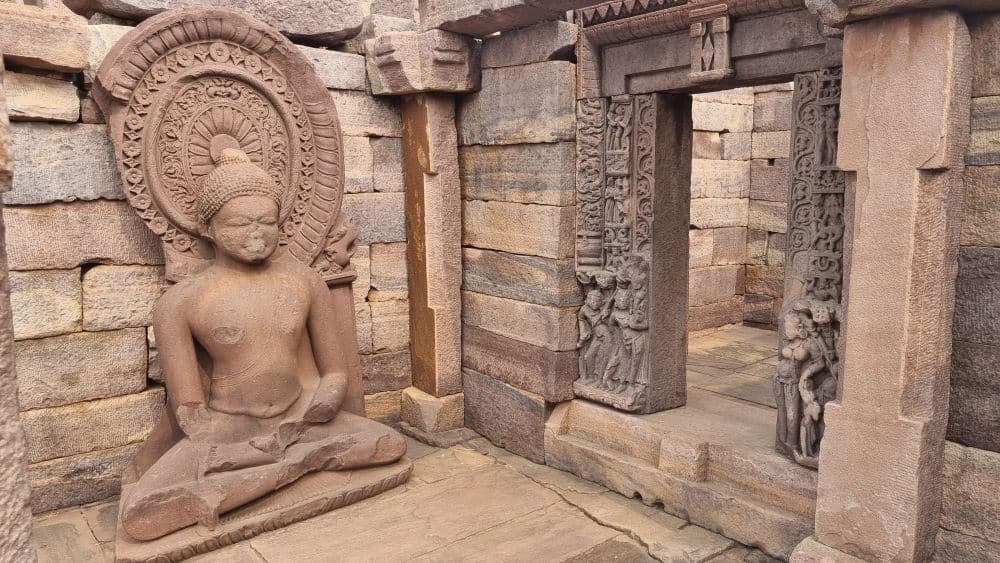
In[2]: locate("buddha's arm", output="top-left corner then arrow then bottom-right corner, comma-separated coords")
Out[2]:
303,276 -> 348,423
153,287 -> 209,433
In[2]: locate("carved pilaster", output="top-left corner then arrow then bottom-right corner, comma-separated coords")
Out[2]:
575,94 -> 690,414
775,67 -> 845,468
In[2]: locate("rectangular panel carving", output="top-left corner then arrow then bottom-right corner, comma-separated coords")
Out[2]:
575,94 -> 690,414
776,67 -> 845,468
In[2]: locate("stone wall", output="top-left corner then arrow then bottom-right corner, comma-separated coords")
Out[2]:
935,11 -> 1000,561
458,21 -> 580,464
3,0 -> 415,513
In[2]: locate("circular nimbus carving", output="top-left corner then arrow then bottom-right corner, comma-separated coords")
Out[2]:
94,10 -> 345,272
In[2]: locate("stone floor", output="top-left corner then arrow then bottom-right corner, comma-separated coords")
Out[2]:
33,325 -> 784,563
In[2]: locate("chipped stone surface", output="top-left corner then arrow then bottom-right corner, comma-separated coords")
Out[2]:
85,24 -> 132,86
401,387 -> 464,433
0,2 -> 89,72
4,200 -> 163,270
364,389 -> 402,425
15,328 -> 147,410
5,123 -> 122,205
9,269 -> 81,340
5,72 -> 79,123
82,265 -> 164,330
331,90 -> 403,137
298,45 -> 367,91
481,20 -> 577,68
458,62 -> 575,146
342,14 -> 419,55
460,142 -> 576,206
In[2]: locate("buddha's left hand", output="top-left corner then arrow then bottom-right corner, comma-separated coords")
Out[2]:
302,373 -> 346,423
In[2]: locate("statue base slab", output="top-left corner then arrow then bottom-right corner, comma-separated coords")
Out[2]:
114,458 -> 413,563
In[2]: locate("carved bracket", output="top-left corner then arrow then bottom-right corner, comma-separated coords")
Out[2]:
689,4 -> 733,83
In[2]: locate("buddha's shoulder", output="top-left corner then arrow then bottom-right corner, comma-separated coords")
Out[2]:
273,254 -> 326,287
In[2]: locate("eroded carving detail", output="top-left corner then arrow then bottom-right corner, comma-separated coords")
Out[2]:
93,8 -> 354,284
575,95 -> 654,412
776,68 -> 845,468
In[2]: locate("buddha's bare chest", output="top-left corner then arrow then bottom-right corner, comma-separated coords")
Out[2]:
189,280 -> 310,351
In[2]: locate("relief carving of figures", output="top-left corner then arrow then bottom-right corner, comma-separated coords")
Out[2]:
776,68 -> 846,468
575,95 -> 654,413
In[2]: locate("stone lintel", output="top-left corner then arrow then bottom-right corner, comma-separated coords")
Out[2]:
367,29 -> 481,96
401,94 -> 463,397
0,2 -> 89,73
807,0 -> 1000,29
812,10 -> 971,562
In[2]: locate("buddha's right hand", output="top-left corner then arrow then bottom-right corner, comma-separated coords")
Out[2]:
176,403 -> 217,442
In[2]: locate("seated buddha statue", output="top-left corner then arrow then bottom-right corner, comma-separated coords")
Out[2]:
118,148 -> 406,542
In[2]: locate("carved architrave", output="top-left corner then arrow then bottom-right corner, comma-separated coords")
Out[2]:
775,67 -> 845,468
689,5 -> 733,83
93,8 -> 356,285
575,94 -> 665,413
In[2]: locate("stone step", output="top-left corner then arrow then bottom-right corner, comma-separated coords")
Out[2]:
545,397 -> 816,559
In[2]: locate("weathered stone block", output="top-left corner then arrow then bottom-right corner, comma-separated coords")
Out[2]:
401,387 -> 463,433
147,327 -> 162,384
460,142 -> 576,206
970,15 -> 1000,97
747,229 -> 768,265
4,201 -> 163,270
342,14 -> 419,55
481,20 -> 577,68
0,3 -> 89,72
67,0 -> 365,46
20,387 -> 164,464
462,290 -> 577,351
941,442 -> 1000,543
463,324 -> 576,402
748,200 -> 787,233
370,242 -> 408,301
745,265 -> 783,298
342,193 -> 406,244
767,233 -> 786,266
692,101 -> 752,133
969,96 -> 1000,166
462,248 -> 582,307
690,198 -> 748,229
692,131 -> 722,160
691,159 -> 750,199
352,245 -> 372,304
5,123 -> 122,205
694,88 -> 755,105
16,329 -> 147,411
751,131 -> 791,159
82,265 -> 164,330
462,200 -> 575,259
458,62 -> 575,146
688,296 -> 743,331
372,0 -> 414,18
371,299 -> 410,352
372,137 -> 404,193
948,340 -> 1000,452
419,0 -> 561,36
361,350 -> 412,394
689,266 -> 742,307
721,132 -> 751,160
753,82 -> 794,94
9,269 -> 81,340
367,29 -> 480,95
28,443 -> 141,513
753,91 -> 793,132
330,90 -> 403,137
689,229 -> 714,269
5,72 -> 79,123
364,389 -> 402,425
750,158 -> 790,203
953,246 -> 1000,344
85,24 -> 132,86
713,227 -> 747,265
298,45 -> 367,91
463,368 -> 546,463
961,165 -> 1000,247
743,293 -> 775,325
356,301 -> 374,355
344,136 -> 375,194
935,529 -> 1000,563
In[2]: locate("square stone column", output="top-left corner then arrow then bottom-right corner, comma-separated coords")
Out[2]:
802,10 -> 971,562
0,58 -> 35,563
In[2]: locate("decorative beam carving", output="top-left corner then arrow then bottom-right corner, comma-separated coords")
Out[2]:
688,3 -> 733,83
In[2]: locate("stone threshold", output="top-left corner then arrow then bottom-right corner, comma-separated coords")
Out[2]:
544,389 -> 817,559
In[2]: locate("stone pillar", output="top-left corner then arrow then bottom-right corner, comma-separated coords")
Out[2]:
574,93 -> 691,414
797,10 -> 971,562
366,30 -> 480,445
0,58 -> 36,563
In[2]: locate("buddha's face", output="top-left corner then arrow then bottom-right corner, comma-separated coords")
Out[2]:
206,195 -> 280,264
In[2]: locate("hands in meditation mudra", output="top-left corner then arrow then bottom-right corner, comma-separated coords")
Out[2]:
119,148 -> 406,542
